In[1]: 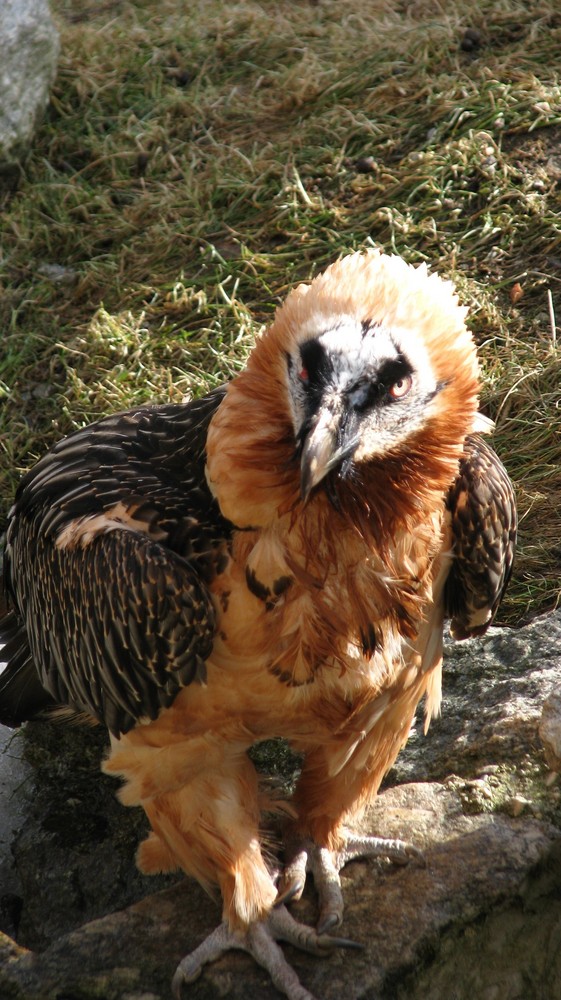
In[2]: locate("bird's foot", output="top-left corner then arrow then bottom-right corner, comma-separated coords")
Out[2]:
278,832 -> 423,933
171,902 -> 362,1000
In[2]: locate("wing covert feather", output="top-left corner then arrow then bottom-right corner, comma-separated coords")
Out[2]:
16,526 -> 215,735
444,434 -> 516,639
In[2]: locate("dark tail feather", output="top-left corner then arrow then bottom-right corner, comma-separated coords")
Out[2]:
0,612 -> 57,726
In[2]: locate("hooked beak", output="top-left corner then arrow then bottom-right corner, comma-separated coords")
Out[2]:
299,402 -> 360,501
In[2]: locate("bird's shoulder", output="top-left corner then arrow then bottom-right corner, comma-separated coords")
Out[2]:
444,433 -> 517,639
10,385 -> 232,566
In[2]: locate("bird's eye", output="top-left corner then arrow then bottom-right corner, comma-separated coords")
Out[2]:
389,374 -> 413,399
299,367 -> 309,384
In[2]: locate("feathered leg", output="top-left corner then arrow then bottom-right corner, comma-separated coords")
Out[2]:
106,732 -> 277,920
280,687 -> 425,932
105,731 -> 356,1000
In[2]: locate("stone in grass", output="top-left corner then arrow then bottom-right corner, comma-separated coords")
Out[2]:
0,0 -> 60,183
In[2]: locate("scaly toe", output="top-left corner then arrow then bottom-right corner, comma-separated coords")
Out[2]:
333,832 -> 425,869
172,923 -> 235,995
269,903 -> 362,954
281,830 -> 423,937
171,905 -> 360,1000
276,842 -> 310,904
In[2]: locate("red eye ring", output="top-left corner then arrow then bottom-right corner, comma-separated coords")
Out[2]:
389,374 -> 413,399
299,367 -> 309,384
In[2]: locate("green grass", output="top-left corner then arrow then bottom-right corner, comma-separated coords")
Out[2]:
1,0 -> 561,623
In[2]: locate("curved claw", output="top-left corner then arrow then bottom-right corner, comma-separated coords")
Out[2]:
318,933 -> 364,951
275,878 -> 305,907
277,843 -> 310,904
316,910 -> 341,935
271,904 -> 362,955
396,843 -> 425,867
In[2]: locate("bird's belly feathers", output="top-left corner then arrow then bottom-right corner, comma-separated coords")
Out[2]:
106,588 -> 429,811
106,515 -> 447,809
132,538 -> 432,749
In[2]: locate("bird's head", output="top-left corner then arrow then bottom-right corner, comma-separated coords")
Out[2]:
286,316 -> 447,502
206,250 -> 484,529
279,251 -> 483,506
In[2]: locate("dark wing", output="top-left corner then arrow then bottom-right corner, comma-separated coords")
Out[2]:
0,386 -> 231,735
444,434 -> 517,640
0,611 -> 58,725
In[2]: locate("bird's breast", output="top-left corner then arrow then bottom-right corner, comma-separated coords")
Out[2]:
197,513 -> 442,738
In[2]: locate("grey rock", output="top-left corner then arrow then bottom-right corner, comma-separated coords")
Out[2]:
540,689 -> 561,772
3,723 -> 179,950
0,0 -> 59,175
0,783 -> 559,1000
390,612 -> 561,785
36,262 -> 79,284
0,727 -> 32,915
